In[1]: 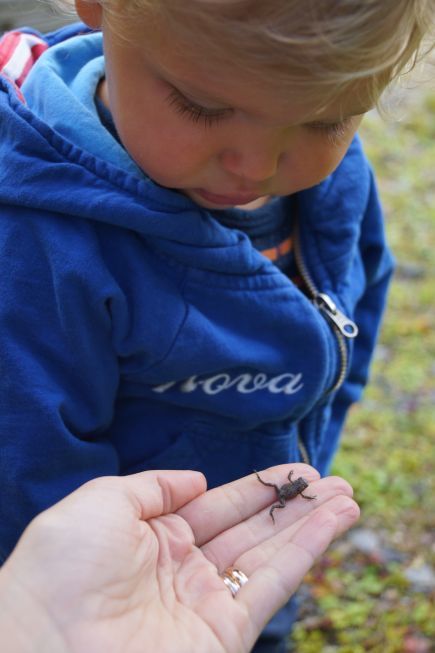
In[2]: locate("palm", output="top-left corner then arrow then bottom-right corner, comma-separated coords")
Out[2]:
45,487 -> 248,652
12,467 -> 358,653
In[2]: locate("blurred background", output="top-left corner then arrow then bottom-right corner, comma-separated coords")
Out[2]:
0,0 -> 74,32
1,2 -> 434,652
294,83 -> 435,653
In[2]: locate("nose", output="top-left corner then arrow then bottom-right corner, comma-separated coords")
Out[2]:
219,133 -> 284,184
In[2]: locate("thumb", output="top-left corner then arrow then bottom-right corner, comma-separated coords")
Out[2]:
121,469 -> 208,520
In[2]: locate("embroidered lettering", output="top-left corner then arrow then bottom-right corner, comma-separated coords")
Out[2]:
268,373 -> 304,394
152,371 -> 303,396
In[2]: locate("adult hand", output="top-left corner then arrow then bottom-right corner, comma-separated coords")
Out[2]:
0,465 -> 359,653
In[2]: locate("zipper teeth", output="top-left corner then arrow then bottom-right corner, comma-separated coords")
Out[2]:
293,223 -> 318,297
293,223 -> 348,395
328,330 -> 348,394
293,221 -> 352,466
298,436 -> 310,464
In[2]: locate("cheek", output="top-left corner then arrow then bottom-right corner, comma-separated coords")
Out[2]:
104,66 -> 214,183
292,137 -> 353,188
116,105 -> 213,184
312,146 -> 347,179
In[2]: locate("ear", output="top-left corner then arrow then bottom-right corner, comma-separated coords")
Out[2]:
75,1 -> 103,29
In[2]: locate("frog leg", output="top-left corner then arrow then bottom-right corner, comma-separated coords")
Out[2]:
254,470 -> 280,494
269,499 -> 287,523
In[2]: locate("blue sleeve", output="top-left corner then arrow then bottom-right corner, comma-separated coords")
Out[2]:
316,169 -> 394,474
0,210 -> 121,561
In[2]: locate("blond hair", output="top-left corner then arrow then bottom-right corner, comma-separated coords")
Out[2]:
53,1 -> 435,108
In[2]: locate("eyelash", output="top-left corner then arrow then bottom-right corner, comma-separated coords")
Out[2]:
166,88 -> 353,141
307,119 -> 352,143
166,89 -> 231,128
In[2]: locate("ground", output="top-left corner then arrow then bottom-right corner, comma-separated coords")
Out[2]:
290,76 -> 435,653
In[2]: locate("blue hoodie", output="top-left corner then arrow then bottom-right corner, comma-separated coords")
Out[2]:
0,25 -> 393,561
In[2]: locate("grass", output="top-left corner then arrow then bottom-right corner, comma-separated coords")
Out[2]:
290,83 -> 435,652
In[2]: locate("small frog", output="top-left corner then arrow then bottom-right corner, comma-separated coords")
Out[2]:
254,469 -> 317,523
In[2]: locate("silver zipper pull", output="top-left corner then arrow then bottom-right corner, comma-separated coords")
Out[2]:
314,293 -> 359,338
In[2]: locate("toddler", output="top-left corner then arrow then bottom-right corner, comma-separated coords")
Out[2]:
0,1 -> 433,650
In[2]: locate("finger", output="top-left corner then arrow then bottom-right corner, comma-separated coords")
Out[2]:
235,494 -> 360,574
201,475 -> 353,569
238,507 -> 339,638
118,469 -> 207,520
234,499 -> 360,638
178,464 -> 320,545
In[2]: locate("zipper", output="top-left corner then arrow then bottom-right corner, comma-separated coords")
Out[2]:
293,222 -> 359,465
293,224 -> 358,394
298,437 -> 310,465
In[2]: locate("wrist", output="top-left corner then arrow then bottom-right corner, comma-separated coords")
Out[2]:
0,555 -> 68,653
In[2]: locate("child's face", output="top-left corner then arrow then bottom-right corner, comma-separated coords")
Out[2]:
93,9 -> 367,210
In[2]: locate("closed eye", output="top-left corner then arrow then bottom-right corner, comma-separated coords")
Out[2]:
166,88 -> 233,128
306,117 -> 354,143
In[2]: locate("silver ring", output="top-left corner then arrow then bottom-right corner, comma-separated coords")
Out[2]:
221,567 -> 249,597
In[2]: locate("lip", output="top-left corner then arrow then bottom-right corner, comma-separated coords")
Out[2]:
194,188 -> 264,207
